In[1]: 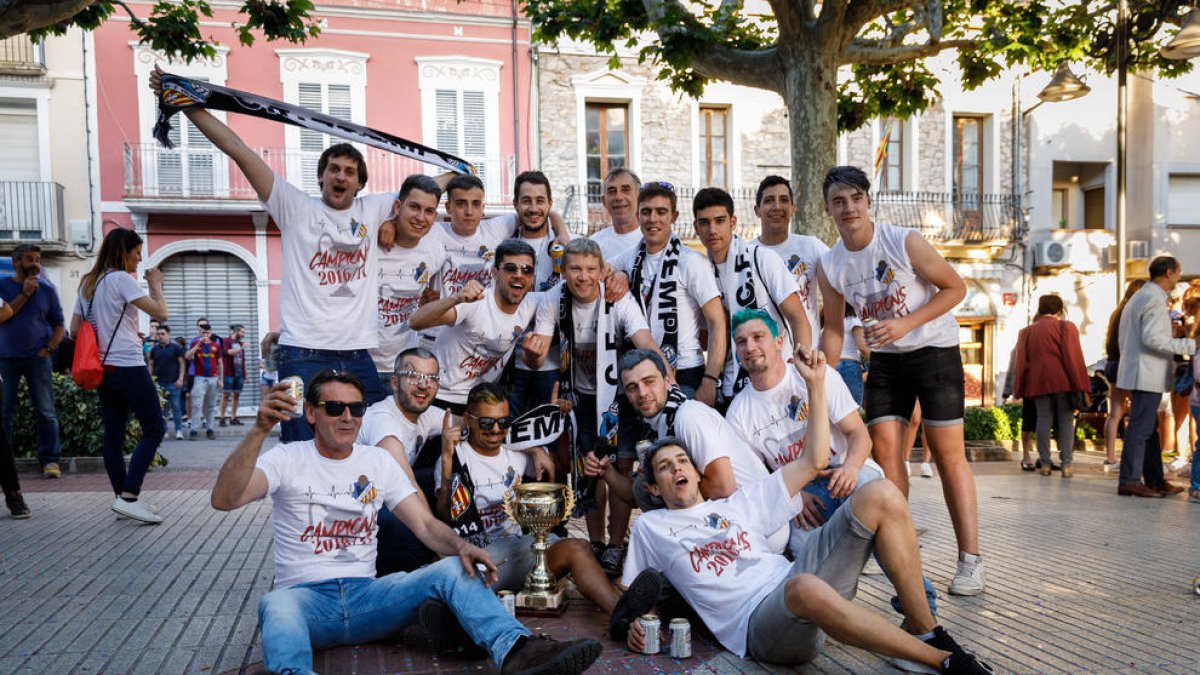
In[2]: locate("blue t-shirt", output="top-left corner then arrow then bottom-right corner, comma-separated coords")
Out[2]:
0,277 -> 64,358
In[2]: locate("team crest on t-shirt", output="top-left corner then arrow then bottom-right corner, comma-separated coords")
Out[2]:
787,255 -> 807,277
413,261 -> 430,285
353,475 -> 377,504
503,466 -> 517,487
705,513 -> 731,530
477,246 -> 495,261
787,395 -> 809,423
874,260 -> 895,285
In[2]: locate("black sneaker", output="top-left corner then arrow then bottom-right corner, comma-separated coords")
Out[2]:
590,541 -> 605,562
5,492 -> 31,520
501,635 -> 601,675
189,430 -> 198,441
609,568 -> 663,641
943,650 -> 995,674
890,626 -> 967,674
418,599 -> 486,659
219,418 -> 228,427
230,417 -> 244,426
206,429 -> 216,440
599,544 -> 625,577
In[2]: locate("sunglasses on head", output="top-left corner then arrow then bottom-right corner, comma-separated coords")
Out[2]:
316,400 -> 367,417
641,181 -> 675,191
499,263 -> 535,276
467,412 -> 513,430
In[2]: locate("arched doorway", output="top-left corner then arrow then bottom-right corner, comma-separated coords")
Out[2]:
160,251 -> 261,412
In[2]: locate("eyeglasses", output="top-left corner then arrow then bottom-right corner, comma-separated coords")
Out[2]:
397,370 -> 440,386
499,263 -> 535,276
316,400 -> 367,417
466,412 -> 513,430
641,181 -> 675,192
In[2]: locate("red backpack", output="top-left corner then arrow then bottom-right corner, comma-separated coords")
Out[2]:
72,273 -> 127,390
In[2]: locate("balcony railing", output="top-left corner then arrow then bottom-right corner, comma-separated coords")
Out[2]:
563,184 -> 1022,245
0,36 -> 45,76
0,181 -> 66,243
124,143 -> 516,205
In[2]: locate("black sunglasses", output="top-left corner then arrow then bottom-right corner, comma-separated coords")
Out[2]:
316,400 -> 367,417
499,263 -> 535,276
467,412 -> 513,430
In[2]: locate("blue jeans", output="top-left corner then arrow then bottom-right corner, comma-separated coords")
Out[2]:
276,346 -> 385,443
157,381 -> 184,432
0,355 -> 61,465
507,368 -> 559,419
98,366 -> 165,496
835,358 -> 865,407
257,557 -> 530,675
1190,406 -> 1200,491
793,466 -> 938,617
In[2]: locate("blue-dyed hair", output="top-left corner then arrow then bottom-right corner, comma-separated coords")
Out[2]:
730,307 -> 779,339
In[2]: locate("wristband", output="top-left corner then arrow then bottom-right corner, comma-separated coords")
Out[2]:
702,373 -> 720,384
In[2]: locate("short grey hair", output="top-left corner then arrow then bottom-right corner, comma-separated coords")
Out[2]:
394,346 -> 437,375
564,237 -> 603,264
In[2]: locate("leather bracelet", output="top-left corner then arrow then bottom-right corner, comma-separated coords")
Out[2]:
702,373 -> 720,384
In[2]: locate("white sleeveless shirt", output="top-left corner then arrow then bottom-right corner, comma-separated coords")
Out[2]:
821,221 -> 958,353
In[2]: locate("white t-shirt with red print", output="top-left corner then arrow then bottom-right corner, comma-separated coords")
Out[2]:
263,174 -> 394,350
430,291 -> 541,405
759,234 -> 829,343
435,443 -> 529,539
256,441 -> 416,590
371,236 -> 448,372
621,472 -> 796,658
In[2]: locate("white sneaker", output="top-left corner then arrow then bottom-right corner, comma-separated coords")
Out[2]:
1168,456 -> 1190,473
948,552 -> 985,596
175,430 -> 184,440
111,497 -> 164,524
1102,461 -> 1120,474
1176,461 -> 1192,477
920,462 -> 934,478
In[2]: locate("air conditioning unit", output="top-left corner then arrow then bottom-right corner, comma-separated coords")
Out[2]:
1102,239 -> 1151,266
1035,240 -> 1071,267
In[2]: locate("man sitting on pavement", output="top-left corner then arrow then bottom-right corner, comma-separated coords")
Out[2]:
211,369 -> 601,675
620,356 -> 993,674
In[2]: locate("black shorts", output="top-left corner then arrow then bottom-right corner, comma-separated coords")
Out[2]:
1021,398 -> 1037,432
865,346 -> 964,427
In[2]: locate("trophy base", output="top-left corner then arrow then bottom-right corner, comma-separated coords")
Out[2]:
515,589 -> 569,617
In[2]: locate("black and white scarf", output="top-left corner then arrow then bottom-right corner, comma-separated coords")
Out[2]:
154,74 -> 473,175
445,445 -> 492,549
712,236 -> 779,397
638,385 -> 688,462
630,236 -> 683,370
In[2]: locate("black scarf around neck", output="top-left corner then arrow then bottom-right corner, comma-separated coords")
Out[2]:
630,236 -> 682,370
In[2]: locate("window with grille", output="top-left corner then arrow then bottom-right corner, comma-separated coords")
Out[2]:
585,103 -> 628,196
294,82 -> 354,194
157,78 -> 217,197
879,118 -> 904,192
434,88 -> 489,186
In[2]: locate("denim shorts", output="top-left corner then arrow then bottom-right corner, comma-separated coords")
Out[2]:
865,346 -> 964,427
223,374 -> 245,392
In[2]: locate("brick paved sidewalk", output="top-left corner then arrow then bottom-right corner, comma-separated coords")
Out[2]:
1,465 -> 1197,674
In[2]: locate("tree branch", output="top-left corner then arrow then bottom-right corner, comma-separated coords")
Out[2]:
845,37 -> 976,65
0,0 -> 96,40
691,43 -> 784,93
111,0 -> 146,30
767,0 -> 806,38
799,0 -> 816,24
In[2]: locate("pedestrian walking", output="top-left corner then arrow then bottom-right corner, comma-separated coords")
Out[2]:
69,228 -> 169,523
148,324 -> 186,439
0,244 -> 66,479
0,297 -> 31,518
1013,295 -> 1090,478
1116,256 -> 1195,497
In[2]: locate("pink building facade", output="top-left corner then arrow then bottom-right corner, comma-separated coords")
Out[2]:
93,1 -> 533,407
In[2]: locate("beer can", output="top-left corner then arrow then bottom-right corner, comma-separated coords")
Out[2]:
1193,576 -> 1200,596
639,614 -> 660,654
635,440 -> 653,464
550,242 -> 566,274
280,376 -> 305,418
669,618 -> 691,659
861,316 -> 879,347
498,590 -> 516,616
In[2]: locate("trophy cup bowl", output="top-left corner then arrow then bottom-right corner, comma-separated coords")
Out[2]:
502,482 -> 575,615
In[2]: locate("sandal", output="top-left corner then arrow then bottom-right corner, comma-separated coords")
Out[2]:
1020,459 -> 1036,472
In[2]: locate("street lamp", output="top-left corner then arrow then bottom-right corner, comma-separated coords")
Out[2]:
1036,2 -> 1200,303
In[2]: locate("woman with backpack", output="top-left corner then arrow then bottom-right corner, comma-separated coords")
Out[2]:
69,228 -> 169,523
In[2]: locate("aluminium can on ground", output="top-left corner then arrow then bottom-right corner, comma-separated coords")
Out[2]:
497,590 -> 516,616
669,618 -> 691,658
639,614 -> 661,654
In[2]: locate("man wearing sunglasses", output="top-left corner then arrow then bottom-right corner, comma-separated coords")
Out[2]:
410,239 -> 543,418
212,369 -> 601,675
428,382 -> 641,648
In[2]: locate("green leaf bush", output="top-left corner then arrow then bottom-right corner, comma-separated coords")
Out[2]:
963,406 -> 1016,441
10,373 -> 162,460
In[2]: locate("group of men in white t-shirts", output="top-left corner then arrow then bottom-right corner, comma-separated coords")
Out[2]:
181,79 -> 992,674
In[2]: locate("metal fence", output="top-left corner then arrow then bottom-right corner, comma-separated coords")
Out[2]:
0,181 -> 65,243
124,143 -> 518,202
562,184 -> 1022,244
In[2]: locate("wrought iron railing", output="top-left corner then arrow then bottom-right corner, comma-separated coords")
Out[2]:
563,184 -> 1022,244
0,181 -> 65,243
124,143 -> 516,203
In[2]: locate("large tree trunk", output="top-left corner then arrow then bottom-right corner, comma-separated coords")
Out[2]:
0,0 -> 96,40
780,43 -> 839,243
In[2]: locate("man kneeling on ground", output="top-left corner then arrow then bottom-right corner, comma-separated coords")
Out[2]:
620,355 -> 993,674
211,369 -> 600,675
